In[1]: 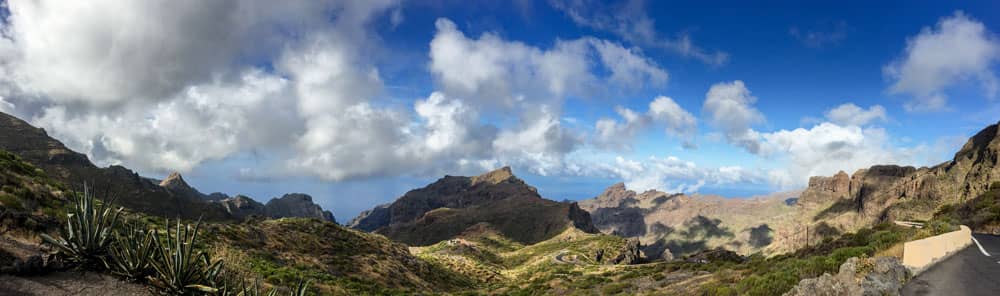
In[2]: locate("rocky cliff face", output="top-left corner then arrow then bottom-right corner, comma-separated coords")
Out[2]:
219,195 -> 266,219
265,193 -> 336,223
579,183 -> 799,258
802,121 -> 1000,229
349,166 -> 597,246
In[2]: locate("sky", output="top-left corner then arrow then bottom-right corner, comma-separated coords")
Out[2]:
0,0 -> 999,221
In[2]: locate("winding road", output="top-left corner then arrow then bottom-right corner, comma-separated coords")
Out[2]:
902,233 -> 1000,295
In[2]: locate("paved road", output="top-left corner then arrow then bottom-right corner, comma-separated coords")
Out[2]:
902,233 -> 1000,296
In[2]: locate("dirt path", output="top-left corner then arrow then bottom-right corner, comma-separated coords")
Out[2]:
0,271 -> 153,296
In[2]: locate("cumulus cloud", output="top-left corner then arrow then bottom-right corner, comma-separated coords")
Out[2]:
702,80 -> 765,152
549,0 -> 728,65
594,96 -> 697,150
429,18 -> 666,109
32,70 -> 299,171
824,103 -> 887,126
588,155 -> 761,193
0,0 -> 366,106
649,96 -> 698,145
493,107 -> 582,176
758,124 -> 903,188
884,11 -> 1000,112
699,80 -> 928,189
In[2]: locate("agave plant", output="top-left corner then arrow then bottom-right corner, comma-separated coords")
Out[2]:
148,219 -> 222,295
40,184 -> 122,269
107,220 -> 158,281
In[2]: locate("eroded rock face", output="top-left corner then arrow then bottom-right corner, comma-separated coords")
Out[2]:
807,171 -> 851,196
264,193 -> 336,223
579,182 -> 798,258
783,256 -> 910,296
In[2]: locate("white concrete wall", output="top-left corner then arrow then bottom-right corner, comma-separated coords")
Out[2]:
903,225 -> 971,270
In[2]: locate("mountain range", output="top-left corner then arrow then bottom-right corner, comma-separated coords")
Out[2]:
1,108 -> 999,294
0,111 -> 334,223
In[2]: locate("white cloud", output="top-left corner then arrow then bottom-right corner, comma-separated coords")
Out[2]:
759,123 -> 903,189
0,0 -> 368,106
824,103 -> 887,126
884,11 -> 1000,112
590,155 -> 761,193
702,80 -> 765,153
0,96 -> 14,114
594,95 -> 697,150
549,0 -> 728,65
32,70 -> 299,172
428,18 -> 667,110
493,106 -> 582,176
649,96 -> 697,146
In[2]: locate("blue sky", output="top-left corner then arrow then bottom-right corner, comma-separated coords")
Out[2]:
1,0 -> 998,220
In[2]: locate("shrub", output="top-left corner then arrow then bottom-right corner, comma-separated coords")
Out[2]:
40,185 -> 122,269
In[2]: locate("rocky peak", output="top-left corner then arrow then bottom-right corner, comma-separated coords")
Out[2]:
952,120 -> 1000,164
265,193 -> 336,223
157,171 -> 206,201
584,183 -> 637,209
471,166 -> 517,186
159,172 -> 188,188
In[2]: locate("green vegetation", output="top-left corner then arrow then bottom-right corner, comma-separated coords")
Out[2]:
699,223 -> 919,296
40,186 -> 313,295
40,185 -> 122,268
147,219 -> 223,295
108,220 -> 157,281
933,184 -> 1000,232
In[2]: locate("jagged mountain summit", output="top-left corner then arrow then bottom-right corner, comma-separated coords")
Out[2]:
349,166 -> 597,246
0,111 -> 336,223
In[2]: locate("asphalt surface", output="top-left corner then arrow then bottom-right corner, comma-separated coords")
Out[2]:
902,233 -> 1000,296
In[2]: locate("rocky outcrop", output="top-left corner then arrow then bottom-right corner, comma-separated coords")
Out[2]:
350,167 -> 598,246
784,256 -> 910,296
347,203 -> 391,231
579,182 -> 798,258
264,193 -> 336,223
219,195 -> 265,219
802,121 -> 1000,228
158,172 -> 205,201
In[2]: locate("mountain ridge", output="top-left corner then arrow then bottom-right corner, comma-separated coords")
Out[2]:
0,111 -> 336,223
349,166 -> 597,246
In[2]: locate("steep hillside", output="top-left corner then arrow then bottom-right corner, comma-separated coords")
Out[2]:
579,183 -> 799,258
0,112 -> 231,220
349,167 -> 596,246
206,218 -> 472,294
